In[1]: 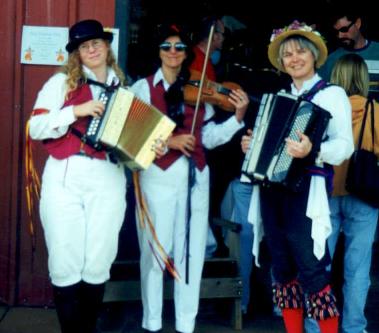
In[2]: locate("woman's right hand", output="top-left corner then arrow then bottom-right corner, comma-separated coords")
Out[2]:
241,129 -> 253,154
168,134 -> 196,157
73,100 -> 105,118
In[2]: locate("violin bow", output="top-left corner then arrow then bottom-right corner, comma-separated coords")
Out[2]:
190,23 -> 215,134
184,23 -> 215,284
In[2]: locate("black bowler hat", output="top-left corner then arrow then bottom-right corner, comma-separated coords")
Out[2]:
66,19 -> 113,53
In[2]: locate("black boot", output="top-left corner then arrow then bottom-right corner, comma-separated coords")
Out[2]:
53,283 -> 82,333
79,282 -> 105,333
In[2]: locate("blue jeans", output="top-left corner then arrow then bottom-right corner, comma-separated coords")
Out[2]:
231,179 -> 253,313
330,195 -> 378,333
305,195 -> 378,333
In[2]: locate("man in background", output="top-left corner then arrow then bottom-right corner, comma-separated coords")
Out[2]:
319,5 -> 379,101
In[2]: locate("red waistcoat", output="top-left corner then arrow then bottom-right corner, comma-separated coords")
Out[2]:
147,76 -> 207,171
42,84 -> 106,160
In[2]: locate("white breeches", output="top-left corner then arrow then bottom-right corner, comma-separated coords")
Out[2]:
137,156 -> 209,333
40,155 -> 127,287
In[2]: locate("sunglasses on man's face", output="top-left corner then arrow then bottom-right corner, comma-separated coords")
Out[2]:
335,21 -> 355,34
159,42 -> 187,52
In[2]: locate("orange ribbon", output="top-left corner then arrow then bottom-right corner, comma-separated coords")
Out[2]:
133,171 -> 180,280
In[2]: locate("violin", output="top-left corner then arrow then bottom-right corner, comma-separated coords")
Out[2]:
183,70 -> 242,112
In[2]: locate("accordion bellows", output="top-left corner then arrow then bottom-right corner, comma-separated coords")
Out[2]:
86,87 -> 176,170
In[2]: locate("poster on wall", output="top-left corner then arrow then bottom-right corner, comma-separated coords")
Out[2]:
21,25 -> 119,66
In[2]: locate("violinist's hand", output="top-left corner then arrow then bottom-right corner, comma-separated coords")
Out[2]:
73,100 -> 105,118
168,134 -> 196,157
285,131 -> 313,158
152,137 -> 168,159
241,129 -> 253,154
229,89 -> 249,123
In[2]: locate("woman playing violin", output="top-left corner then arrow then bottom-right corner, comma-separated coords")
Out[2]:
130,23 -> 248,333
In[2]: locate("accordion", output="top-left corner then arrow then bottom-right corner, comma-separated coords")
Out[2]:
242,91 -> 331,191
85,87 -> 176,170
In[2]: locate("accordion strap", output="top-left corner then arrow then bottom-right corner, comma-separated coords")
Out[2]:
307,164 -> 334,194
85,78 -> 120,92
301,79 -> 332,101
70,126 -> 108,152
70,126 -> 85,139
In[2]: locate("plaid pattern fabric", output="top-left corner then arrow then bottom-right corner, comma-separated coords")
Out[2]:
305,286 -> 340,320
272,280 -> 304,309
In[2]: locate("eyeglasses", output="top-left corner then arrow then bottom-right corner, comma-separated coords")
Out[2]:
335,21 -> 355,34
159,42 -> 187,52
78,39 -> 104,52
215,29 -> 225,36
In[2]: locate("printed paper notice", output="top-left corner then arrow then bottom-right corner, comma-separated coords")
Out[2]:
21,26 -> 69,65
21,25 -> 119,66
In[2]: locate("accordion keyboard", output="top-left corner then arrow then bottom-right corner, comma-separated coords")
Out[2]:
271,102 -> 313,182
84,91 -> 113,149
87,93 -> 109,136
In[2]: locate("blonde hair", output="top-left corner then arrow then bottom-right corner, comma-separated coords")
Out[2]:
330,53 -> 369,97
60,40 -> 126,97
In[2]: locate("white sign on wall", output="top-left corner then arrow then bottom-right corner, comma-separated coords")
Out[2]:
21,25 -> 119,66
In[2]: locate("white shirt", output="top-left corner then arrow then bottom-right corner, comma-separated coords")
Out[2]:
290,73 -> 354,165
130,68 -> 244,149
29,66 -> 119,141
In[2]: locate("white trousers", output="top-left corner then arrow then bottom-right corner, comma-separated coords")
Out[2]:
40,155 -> 127,287
137,156 -> 209,333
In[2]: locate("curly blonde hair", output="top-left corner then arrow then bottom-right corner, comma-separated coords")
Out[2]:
60,41 -> 126,98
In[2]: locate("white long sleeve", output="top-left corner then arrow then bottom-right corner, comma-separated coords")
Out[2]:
29,73 -> 76,140
290,74 -> 354,165
312,85 -> 354,165
202,105 -> 244,149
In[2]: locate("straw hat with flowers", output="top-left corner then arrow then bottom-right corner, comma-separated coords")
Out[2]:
268,20 -> 328,72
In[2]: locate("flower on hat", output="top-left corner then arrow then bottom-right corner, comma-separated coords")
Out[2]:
270,20 -> 322,42
267,20 -> 327,72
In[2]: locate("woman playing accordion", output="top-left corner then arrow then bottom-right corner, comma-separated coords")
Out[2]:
243,20 -> 354,333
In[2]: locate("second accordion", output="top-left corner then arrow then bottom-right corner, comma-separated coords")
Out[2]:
242,91 -> 331,190
85,87 -> 176,170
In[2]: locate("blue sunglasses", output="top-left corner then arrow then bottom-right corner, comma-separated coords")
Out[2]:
159,42 -> 187,52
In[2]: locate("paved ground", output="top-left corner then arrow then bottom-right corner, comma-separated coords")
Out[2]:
1,243 -> 378,333
0,300 -> 285,333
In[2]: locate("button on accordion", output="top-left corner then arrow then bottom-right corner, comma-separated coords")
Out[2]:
84,87 -> 176,170
242,91 -> 331,190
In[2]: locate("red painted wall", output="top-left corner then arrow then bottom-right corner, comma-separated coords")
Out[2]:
0,0 -> 116,306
